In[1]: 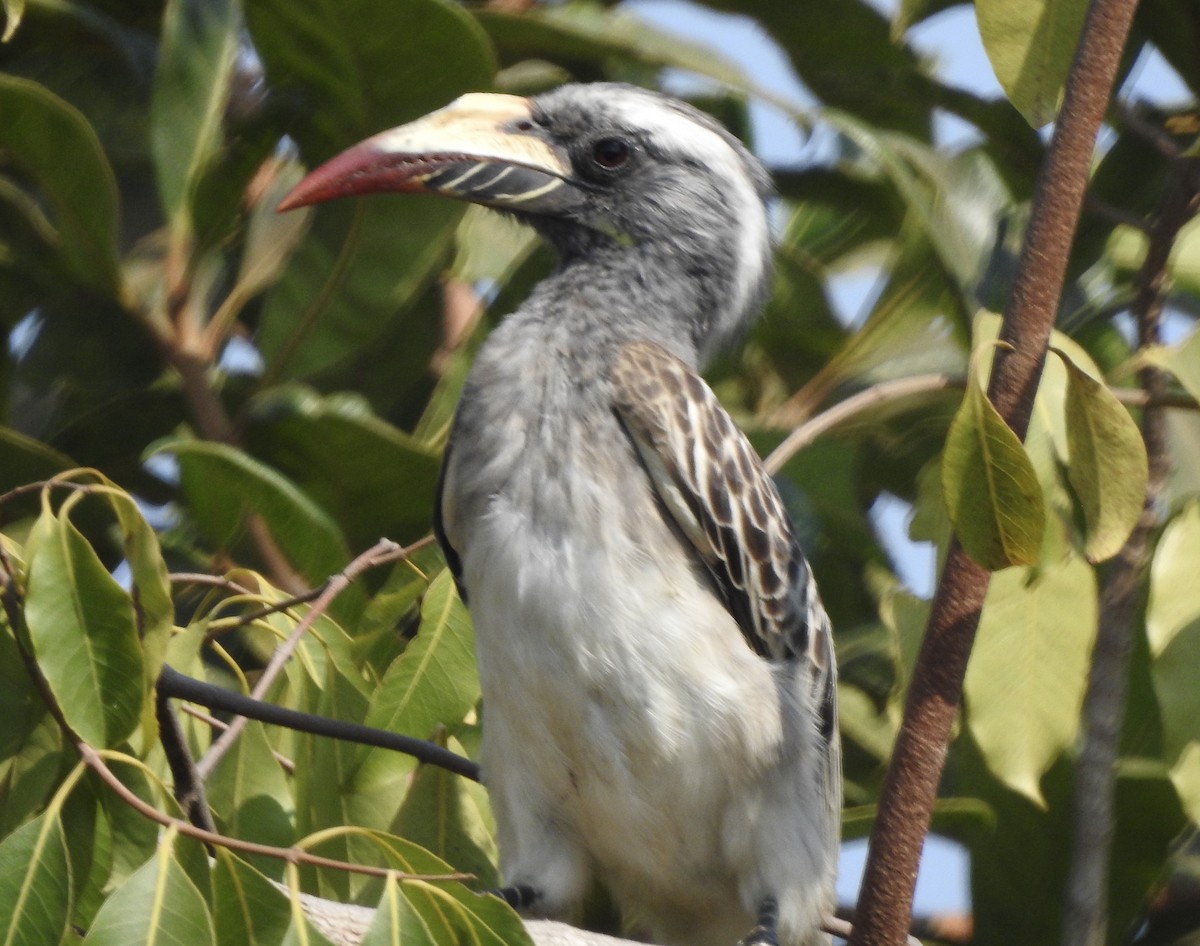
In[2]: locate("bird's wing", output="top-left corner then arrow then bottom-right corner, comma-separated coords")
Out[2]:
611,339 -> 836,738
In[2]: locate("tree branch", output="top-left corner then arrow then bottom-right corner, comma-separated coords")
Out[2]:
847,0 -> 1141,942
193,537 -> 430,779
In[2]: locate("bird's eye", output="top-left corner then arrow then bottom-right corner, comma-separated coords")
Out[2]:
590,137 -> 631,170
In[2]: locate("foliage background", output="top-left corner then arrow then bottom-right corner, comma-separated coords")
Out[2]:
1,0 -> 1199,944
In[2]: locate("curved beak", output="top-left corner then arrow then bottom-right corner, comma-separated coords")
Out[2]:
278,93 -> 583,215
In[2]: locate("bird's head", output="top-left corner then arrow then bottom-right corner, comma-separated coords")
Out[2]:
280,83 -> 773,357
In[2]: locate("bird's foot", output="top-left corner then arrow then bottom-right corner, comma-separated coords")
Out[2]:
739,898 -> 779,946
492,884 -> 541,911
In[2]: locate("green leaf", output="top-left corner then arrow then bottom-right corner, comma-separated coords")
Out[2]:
82,831 -> 216,946
24,506 -> 144,748
206,721 -> 295,856
401,880 -> 531,946
942,345 -> 1045,570
892,0 -> 960,36
354,571 -> 479,812
292,662 -> 371,899
1,0 -> 23,41
964,554 -> 1098,805
1143,323 -> 1200,407
107,491 -> 175,750
475,3 -> 762,102
0,76 -> 120,293
0,712 -> 63,839
392,736 -> 499,887
212,850 -> 293,946
151,0 -> 239,238
1147,501 -> 1200,792
361,877 -> 437,946
363,570 -> 478,748
0,811 -> 71,946
702,0 -> 934,137
975,0 -> 1091,127
162,438 -> 353,592
1050,346 -> 1148,561
245,0 -> 496,381
244,386 -> 441,551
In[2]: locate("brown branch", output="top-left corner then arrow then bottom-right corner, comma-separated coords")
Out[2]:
194,537 -> 428,779
1062,156 -> 1200,946
73,740 -> 470,882
847,0 -> 1141,942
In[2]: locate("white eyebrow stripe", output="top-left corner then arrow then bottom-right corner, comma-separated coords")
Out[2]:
617,97 -> 770,333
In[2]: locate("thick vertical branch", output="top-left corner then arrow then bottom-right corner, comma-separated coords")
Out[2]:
1061,156 -> 1200,946
847,0 -> 1141,942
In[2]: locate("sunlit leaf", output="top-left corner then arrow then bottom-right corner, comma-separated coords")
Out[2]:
976,0 -> 1090,127
83,831 -> 216,946
1142,323 -> 1200,407
363,570 -> 478,749
0,76 -> 120,293
1050,346 -> 1148,561
0,811 -> 71,946
212,849 -> 293,946
360,876 -> 436,946
24,506 -> 144,748
1147,501 -> 1200,790
353,570 -> 478,820
401,879 -> 531,946
1,0 -> 23,41
965,554 -> 1097,805
942,345 -> 1045,570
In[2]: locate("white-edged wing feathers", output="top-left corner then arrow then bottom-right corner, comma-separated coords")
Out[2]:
611,340 -> 836,740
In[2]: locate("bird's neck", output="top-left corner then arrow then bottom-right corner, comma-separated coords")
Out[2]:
533,230 -> 755,367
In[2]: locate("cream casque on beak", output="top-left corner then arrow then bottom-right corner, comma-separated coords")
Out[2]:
278,93 -> 584,214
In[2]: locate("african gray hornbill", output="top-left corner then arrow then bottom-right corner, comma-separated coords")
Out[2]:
280,83 -> 840,946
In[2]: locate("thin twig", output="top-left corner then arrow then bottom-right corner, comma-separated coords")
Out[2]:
73,741 -> 470,882
765,375 -> 957,474
170,572 -> 260,597
194,537 -> 427,779
762,374 -> 1196,475
1062,157 -> 1200,946
848,0 -> 1141,941
179,703 -> 297,773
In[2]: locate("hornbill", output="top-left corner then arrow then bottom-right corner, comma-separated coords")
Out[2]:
280,83 -> 840,946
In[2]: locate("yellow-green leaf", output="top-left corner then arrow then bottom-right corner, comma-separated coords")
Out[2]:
24,508 -> 144,748
83,831 -> 216,946
0,76 -> 119,292
212,850 -> 292,946
1,0 -> 22,42
942,347 -> 1045,570
965,554 -> 1098,805
0,812 -> 71,946
976,0 -> 1091,127
392,736 -> 499,887
1143,324 -> 1200,406
1147,502 -> 1200,775
1052,346 -> 1148,561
